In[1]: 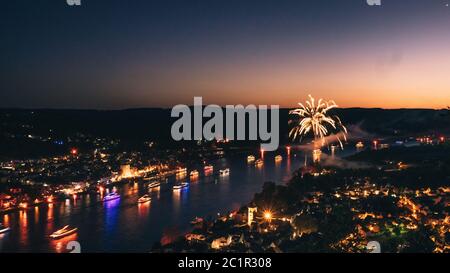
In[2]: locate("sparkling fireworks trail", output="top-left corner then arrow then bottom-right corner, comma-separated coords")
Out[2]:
289,95 -> 348,149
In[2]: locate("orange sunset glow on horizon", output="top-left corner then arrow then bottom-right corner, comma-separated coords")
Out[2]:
1,0 -> 449,110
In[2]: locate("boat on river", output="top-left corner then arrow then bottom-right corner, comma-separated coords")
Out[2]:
247,155 -> 255,163
148,181 -> 161,189
219,168 -> 230,176
50,225 -> 78,239
103,192 -> 120,202
0,223 -> 10,234
138,194 -> 151,204
173,182 -> 189,190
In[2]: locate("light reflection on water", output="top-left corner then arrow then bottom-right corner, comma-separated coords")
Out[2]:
104,198 -> 120,240
0,148 -> 355,252
19,211 -> 28,247
137,202 -> 150,218
51,233 -> 78,253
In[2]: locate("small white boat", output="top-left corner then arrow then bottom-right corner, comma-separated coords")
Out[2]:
247,155 -> 255,163
0,224 -> 10,234
219,168 -> 230,176
103,192 -> 120,202
148,181 -> 161,189
50,225 -> 78,239
138,194 -> 151,204
173,182 -> 189,190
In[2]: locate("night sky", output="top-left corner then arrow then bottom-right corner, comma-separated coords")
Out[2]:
1,0 -> 449,109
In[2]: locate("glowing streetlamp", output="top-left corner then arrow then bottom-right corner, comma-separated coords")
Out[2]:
263,210 -> 273,222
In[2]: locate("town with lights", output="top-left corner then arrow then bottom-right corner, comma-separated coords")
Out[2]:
1,109 -> 449,253
1,1 -> 450,257
155,142 -> 449,253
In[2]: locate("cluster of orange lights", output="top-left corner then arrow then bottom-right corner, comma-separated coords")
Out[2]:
415,136 -> 447,144
16,197 -> 51,210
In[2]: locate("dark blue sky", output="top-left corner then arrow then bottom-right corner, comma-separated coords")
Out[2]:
1,0 -> 449,109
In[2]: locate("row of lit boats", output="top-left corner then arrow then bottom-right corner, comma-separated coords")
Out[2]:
48,191 -> 125,239
177,165 -> 227,178
3,165 -> 236,240
0,221 -> 78,240
0,193 -> 119,239
172,168 -> 230,191
247,155 -> 282,165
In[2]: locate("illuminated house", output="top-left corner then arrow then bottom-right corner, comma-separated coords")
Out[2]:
248,206 -> 257,227
119,164 -> 138,179
211,236 -> 232,250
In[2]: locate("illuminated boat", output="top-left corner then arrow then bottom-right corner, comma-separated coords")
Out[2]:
219,168 -> 230,176
275,155 -> 282,162
190,217 -> 204,225
204,165 -> 213,172
18,202 -> 28,210
148,181 -> 161,189
138,194 -> 151,204
190,170 -> 199,177
46,195 -> 54,204
49,225 -> 78,239
176,167 -> 187,174
356,141 -> 364,149
0,224 -> 10,234
103,192 -> 120,202
255,159 -> 263,166
143,176 -> 156,181
173,182 -> 189,190
247,155 -> 255,163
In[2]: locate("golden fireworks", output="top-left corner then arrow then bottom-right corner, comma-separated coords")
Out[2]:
289,94 -> 348,148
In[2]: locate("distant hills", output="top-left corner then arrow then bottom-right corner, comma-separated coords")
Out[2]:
332,108 -> 450,136
0,108 -> 449,155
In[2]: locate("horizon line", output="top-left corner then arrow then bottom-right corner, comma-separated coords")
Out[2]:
0,106 -> 448,112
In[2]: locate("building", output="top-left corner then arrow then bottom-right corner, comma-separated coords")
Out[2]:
248,206 -> 257,227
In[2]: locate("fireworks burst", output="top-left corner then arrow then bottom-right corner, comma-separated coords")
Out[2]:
289,94 -> 348,148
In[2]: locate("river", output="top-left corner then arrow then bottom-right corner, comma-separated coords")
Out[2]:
0,147 -> 356,252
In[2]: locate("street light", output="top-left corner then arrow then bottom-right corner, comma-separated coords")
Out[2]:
263,210 -> 273,222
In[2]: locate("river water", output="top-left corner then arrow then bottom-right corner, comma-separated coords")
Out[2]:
0,148 -> 354,252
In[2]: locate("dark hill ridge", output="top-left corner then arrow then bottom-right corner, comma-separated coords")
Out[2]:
1,108 -> 449,144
